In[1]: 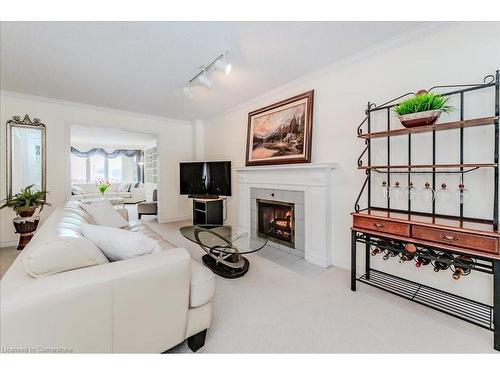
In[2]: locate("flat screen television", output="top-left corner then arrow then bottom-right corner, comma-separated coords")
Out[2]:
180,161 -> 231,197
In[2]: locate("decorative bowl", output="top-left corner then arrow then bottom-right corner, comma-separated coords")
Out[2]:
398,109 -> 442,128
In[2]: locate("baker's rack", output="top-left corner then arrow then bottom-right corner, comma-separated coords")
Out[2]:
351,70 -> 500,351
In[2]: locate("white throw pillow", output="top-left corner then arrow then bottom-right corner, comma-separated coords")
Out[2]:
71,185 -> 85,195
80,223 -> 161,261
81,199 -> 128,228
117,183 -> 131,192
23,236 -> 109,278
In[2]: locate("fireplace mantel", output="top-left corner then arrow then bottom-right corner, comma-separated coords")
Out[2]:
234,162 -> 337,172
235,162 -> 337,267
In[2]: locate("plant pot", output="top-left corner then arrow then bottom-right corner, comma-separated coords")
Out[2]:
17,207 -> 37,217
398,109 -> 442,128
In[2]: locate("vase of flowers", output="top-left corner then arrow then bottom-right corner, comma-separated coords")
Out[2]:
96,179 -> 110,198
394,90 -> 454,128
0,184 -> 51,217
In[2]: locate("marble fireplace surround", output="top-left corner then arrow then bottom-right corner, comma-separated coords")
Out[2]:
235,163 -> 337,267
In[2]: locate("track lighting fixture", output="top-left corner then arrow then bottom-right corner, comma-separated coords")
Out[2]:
183,51 -> 231,98
197,71 -> 214,88
214,54 -> 232,75
183,84 -> 193,99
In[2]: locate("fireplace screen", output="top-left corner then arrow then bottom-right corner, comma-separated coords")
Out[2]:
257,199 -> 294,247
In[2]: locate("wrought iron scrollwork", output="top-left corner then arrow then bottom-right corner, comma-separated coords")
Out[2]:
357,116 -> 368,135
354,175 -> 369,212
7,114 -> 43,127
428,74 -> 495,92
366,73 -> 497,113
357,144 -> 368,167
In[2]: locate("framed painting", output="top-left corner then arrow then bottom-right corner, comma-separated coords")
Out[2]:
245,90 -> 314,166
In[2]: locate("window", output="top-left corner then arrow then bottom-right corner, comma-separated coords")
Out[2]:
107,157 -> 122,183
71,152 -> 140,184
71,154 -> 87,184
89,154 -> 106,182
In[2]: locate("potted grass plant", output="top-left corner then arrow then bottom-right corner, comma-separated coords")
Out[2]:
0,184 -> 51,217
394,90 -> 454,128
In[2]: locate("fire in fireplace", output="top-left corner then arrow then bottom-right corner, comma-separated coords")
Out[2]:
257,199 -> 295,247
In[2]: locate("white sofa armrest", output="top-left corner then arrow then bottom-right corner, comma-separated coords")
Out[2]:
116,208 -> 129,222
125,187 -> 146,204
1,248 -> 191,353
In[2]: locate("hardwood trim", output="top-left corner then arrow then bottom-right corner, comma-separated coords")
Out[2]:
412,225 -> 499,254
351,226 -> 500,261
352,211 -> 500,237
358,116 -> 497,139
358,163 -> 497,170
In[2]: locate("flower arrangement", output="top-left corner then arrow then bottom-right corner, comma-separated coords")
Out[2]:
0,184 -> 51,217
96,179 -> 110,197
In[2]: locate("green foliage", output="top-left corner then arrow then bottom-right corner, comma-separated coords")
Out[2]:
96,179 -> 110,194
394,93 -> 454,116
0,185 -> 51,214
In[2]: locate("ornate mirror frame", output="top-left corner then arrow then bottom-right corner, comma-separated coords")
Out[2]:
6,115 -> 47,197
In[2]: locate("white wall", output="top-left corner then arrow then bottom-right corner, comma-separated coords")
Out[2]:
201,22 -> 500,304
1,93 -> 193,246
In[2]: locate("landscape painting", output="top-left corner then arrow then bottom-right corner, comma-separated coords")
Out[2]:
245,90 -> 314,166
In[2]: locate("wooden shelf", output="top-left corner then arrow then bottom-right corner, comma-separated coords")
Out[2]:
358,116 -> 497,140
358,163 -> 496,171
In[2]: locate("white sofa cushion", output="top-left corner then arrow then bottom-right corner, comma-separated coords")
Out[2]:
117,183 -> 131,192
81,199 -> 128,228
80,223 -> 161,261
71,185 -> 85,195
189,261 -> 216,308
23,236 -> 109,278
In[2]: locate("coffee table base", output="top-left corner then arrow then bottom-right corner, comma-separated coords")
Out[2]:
202,254 -> 249,279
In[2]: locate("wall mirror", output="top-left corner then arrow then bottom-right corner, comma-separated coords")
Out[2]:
6,115 -> 46,197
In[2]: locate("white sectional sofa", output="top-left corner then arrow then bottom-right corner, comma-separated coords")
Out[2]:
0,200 -> 215,353
71,182 -> 146,204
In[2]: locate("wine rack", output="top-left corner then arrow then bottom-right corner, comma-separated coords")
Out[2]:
351,70 -> 500,351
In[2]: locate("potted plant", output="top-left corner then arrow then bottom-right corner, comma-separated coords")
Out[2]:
394,90 -> 454,128
0,184 -> 51,217
96,179 -> 110,197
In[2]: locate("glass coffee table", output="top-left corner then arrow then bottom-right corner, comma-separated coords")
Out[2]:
179,225 -> 268,279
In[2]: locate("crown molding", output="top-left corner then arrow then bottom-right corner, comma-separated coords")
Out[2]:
202,21 -> 461,123
0,90 -> 191,126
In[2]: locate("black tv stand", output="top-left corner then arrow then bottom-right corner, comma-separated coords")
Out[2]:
188,194 -> 220,200
192,197 -> 223,226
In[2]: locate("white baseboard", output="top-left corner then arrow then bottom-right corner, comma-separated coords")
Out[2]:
160,215 -> 191,224
1,240 -> 18,248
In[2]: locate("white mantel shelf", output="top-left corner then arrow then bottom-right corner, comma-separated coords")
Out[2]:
234,162 -> 338,172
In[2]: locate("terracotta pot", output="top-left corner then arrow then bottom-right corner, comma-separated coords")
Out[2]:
17,207 -> 37,217
398,109 -> 442,128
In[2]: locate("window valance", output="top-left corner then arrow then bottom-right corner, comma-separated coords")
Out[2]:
71,147 -> 143,160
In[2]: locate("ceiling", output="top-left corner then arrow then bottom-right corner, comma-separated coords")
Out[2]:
71,125 -> 156,149
1,22 -> 428,121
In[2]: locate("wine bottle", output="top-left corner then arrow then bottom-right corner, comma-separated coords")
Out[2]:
371,240 -> 388,256
432,252 -> 454,272
415,249 -> 436,268
383,241 -> 402,260
451,255 -> 474,280
399,252 -> 414,263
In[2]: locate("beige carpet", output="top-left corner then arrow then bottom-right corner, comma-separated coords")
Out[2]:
147,220 -> 497,353
1,210 -> 496,352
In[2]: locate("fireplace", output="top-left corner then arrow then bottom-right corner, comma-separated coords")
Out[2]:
257,199 -> 295,247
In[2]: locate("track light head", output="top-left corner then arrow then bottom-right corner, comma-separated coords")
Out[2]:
197,71 -> 213,88
183,85 -> 193,99
214,57 -> 232,75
